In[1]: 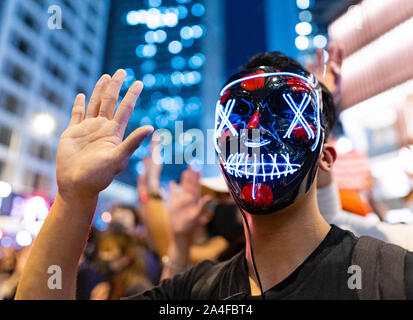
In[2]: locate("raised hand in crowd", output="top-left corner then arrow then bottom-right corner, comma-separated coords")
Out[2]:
137,135 -> 163,199
306,43 -> 344,107
15,70 -> 153,300
56,71 -> 153,203
161,167 -> 212,279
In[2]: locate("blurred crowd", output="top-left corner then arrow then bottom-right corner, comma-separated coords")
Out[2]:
2,136 -> 413,300
0,135 -> 245,300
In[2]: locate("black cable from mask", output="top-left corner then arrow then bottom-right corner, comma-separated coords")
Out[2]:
240,209 -> 265,300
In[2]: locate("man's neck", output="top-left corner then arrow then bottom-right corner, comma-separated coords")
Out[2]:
243,184 -> 331,293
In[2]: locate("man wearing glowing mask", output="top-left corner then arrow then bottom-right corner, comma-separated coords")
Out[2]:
215,65 -> 324,215
16,51 -> 413,301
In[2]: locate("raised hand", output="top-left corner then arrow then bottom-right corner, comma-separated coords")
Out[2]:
57,70 -> 154,201
307,43 -> 344,106
16,70 -> 154,300
137,134 -> 163,204
168,167 -> 211,238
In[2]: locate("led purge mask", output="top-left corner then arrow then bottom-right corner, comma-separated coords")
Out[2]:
214,67 -> 325,215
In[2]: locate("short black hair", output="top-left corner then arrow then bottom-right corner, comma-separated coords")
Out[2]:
240,51 -> 337,141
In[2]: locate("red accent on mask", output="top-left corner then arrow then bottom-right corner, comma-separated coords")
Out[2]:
241,70 -> 265,91
220,89 -> 230,104
286,78 -> 312,93
292,123 -> 316,140
241,183 -> 273,207
247,112 -> 261,129
222,124 -> 238,137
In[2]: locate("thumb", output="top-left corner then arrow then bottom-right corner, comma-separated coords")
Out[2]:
117,125 -> 154,159
169,181 -> 178,197
306,60 -> 314,74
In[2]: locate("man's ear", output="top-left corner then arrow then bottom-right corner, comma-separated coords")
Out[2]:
319,144 -> 337,172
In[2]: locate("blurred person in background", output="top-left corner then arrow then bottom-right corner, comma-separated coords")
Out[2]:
200,176 -> 245,262
317,169 -> 413,251
0,245 -> 32,300
0,246 -> 17,299
76,226 -> 103,300
137,139 -> 242,279
110,204 -> 142,235
309,46 -> 413,251
0,246 -> 16,280
90,222 -> 152,300
159,167 -> 228,279
109,203 -> 162,285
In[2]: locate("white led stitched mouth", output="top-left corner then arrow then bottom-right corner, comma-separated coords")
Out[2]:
223,152 -> 301,181
244,139 -> 271,148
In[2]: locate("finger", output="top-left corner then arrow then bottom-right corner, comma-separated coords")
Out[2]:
114,81 -> 144,131
99,69 -> 127,119
329,44 -> 343,78
306,60 -> 314,74
183,167 -> 197,188
143,157 -> 152,173
186,168 -> 200,196
327,42 -> 340,62
169,181 -> 179,197
336,45 -> 344,68
327,43 -> 337,69
181,169 -> 191,191
116,125 -> 154,159
137,169 -> 146,185
85,74 -> 111,118
315,49 -> 324,76
68,94 -> 86,127
193,171 -> 201,197
188,168 -> 200,188
151,134 -> 162,165
137,173 -> 148,196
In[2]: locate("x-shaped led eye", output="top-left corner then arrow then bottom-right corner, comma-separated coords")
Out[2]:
282,93 -> 314,140
216,99 -> 238,138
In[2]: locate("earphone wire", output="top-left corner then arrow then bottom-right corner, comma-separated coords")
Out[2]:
240,209 -> 265,300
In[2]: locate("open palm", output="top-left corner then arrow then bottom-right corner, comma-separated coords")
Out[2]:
168,168 -> 210,236
57,70 -> 153,201
307,43 -> 344,106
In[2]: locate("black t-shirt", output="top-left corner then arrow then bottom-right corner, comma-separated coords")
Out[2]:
127,225 -> 413,300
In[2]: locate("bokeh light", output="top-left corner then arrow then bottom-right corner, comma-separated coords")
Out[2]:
0,181 -> 12,198
296,0 -> 310,10
101,211 -> 112,223
295,35 -> 309,50
171,56 -> 186,70
1,236 -> 12,248
16,230 -> 32,247
191,3 -> 205,17
295,22 -> 312,36
32,114 -> 56,135
168,41 -> 183,54
313,34 -> 328,48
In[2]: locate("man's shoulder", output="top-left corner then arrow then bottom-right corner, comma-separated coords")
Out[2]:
350,234 -> 413,299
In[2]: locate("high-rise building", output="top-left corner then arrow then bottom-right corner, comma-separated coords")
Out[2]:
103,0 -> 225,185
224,0 -> 268,77
0,0 -> 110,198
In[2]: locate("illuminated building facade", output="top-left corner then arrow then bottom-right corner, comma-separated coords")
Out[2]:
0,0 -> 110,198
104,0 -> 225,184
